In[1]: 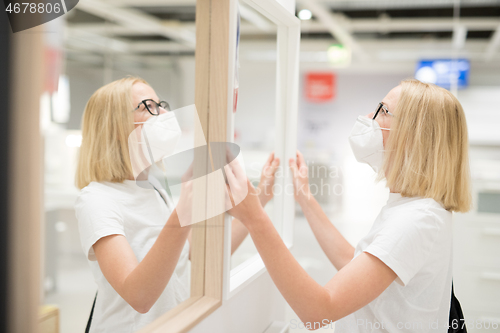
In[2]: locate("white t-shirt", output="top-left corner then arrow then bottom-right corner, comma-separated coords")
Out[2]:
335,193 -> 453,333
75,180 -> 190,333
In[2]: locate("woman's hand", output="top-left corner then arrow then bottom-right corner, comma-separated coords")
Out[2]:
288,150 -> 312,205
227,179 -> 267,229
257,152 -> 280,207
224,157 -> 267,228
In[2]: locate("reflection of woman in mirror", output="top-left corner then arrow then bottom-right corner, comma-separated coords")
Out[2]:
228,80 -> 471,331
74,76 -> 278,332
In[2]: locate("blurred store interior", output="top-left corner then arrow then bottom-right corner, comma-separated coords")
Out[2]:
38,0 -> 500,332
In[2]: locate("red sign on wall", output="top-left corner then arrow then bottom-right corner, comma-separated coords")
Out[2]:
305,72 -> 336,103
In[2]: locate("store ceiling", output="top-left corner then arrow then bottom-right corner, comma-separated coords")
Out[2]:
63,0 -> 500,68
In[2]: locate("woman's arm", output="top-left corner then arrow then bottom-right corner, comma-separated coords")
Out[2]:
228,181 -> 397,328
251,213 -> 396,327
297,195 -> 354,271
289,151 -> 354,271
93,209 -> 190,314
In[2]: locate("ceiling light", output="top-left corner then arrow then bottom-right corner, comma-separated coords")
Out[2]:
298,9 -> 312,20
327,44 -> 351,66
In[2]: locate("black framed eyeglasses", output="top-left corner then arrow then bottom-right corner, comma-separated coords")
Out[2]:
133,99 -> 171,116
372,102 -> 394,120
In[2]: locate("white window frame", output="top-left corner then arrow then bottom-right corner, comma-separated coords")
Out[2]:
224,0 -> 301,299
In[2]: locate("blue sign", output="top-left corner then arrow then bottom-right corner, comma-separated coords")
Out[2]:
415,59 -> 470,89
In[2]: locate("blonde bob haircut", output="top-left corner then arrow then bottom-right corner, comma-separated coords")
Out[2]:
381,79 -> 472,213
76,76 -> 148,189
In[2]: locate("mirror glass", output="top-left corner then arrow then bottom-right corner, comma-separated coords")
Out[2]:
42,4 -> 199,332
230,2 -> 279,270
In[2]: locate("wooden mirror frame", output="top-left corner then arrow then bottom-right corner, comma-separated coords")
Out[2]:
139,0 -> 232,331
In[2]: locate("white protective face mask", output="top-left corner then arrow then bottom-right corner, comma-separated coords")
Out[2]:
348,115 -> 390,173
134,111 -> 182,164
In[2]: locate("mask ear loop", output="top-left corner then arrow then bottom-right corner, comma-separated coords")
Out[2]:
378,128 -> 391,153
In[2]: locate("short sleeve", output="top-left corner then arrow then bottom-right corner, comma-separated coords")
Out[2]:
75,189 -> 126,261
364,208 -> 441,286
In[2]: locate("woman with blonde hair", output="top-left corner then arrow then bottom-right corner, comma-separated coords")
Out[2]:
227,79 -> 471,332
75,76 -> 279,332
